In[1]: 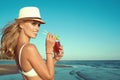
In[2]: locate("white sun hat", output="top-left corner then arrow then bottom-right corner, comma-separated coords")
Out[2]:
16,6 -> 45,24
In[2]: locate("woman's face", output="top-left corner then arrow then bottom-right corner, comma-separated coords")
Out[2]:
20,20 -> 40,38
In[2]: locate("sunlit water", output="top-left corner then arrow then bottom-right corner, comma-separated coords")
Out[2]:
0,60 -> 120,80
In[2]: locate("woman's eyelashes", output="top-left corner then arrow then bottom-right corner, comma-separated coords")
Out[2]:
38,24 -> 40,27
31,21 -> 40,27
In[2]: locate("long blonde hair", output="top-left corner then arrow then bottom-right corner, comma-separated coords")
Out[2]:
0,21 -> 21,59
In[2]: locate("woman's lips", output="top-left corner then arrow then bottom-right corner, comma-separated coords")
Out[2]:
33,31 -> 38,35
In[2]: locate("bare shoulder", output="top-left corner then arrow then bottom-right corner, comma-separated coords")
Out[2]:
22,43 -> 43,64
24,43 -> 36,50
22,43 -> 38,56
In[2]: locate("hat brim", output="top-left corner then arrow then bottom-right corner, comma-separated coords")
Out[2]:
15,17 -> 45,24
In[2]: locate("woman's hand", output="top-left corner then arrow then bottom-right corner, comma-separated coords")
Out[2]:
46,33 -> 56,54
54,46 -> 64,61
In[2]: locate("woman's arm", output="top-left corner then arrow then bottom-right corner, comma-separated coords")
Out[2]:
45,33 -> 56,79
25,33 -> 56,80
25,44 -> 54,80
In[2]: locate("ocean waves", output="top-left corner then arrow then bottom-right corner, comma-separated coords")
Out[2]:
55,60 -> 120,80
0,60 -> 120,80
55,64 -> 120,80
57,60 -> 120,69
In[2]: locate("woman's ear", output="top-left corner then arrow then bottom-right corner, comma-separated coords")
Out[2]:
19,23 -> 24,29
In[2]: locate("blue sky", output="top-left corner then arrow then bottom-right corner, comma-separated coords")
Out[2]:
0,0 -> 120,60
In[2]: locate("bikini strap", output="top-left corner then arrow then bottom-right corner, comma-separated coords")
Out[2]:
19,43 -> 27,67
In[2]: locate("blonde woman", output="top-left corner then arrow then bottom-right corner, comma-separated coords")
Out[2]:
0,6 -> 64,80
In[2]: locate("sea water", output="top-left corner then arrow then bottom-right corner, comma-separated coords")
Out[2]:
56,60 -> 120,80
0,60 -> 120,80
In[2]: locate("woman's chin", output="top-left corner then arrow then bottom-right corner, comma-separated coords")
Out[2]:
32,36 -> 37,38
31,35 -> 37,38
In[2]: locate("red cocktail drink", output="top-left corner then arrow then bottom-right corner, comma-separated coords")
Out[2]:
53,41 -> 61,53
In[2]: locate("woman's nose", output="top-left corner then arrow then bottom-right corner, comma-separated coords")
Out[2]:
35,25 -> 40,31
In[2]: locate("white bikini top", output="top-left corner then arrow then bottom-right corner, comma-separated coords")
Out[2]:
19,43 -> 38,77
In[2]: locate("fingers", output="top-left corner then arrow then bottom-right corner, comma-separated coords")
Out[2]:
59,45 -> 64,53
59,46 -> 64,56
59,48 -> 64,54
59,45 -> 63,50
47,33 -> 56,41
46,33 -> 56,53
54,45 -> 64,61
55,49 -> 64,57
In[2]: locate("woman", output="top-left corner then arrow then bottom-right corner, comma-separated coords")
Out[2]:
0,6 -> 64,80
